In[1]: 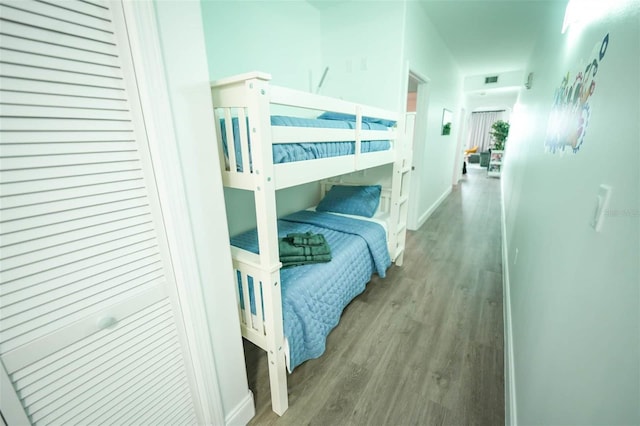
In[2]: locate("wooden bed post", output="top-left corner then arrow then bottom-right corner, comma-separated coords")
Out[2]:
245,75 -> 288,415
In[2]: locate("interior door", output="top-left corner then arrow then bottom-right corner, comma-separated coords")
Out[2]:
0,1 -> 203,424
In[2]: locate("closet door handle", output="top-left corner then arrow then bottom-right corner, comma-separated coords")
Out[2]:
96,316 -> 118,330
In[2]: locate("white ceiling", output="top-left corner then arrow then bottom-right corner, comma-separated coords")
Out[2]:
420,0 -> 567,77
308,0 -> 567,77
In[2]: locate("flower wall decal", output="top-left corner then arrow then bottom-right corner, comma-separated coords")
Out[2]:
545,33 -> 610,154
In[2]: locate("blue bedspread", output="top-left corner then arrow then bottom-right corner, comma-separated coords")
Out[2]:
230,211 -> 391,371
222,115 -> 392,171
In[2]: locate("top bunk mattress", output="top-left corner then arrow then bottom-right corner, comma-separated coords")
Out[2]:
221,114 -> 394,171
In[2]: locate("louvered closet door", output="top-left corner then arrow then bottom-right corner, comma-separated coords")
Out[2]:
0,1 -> 201,424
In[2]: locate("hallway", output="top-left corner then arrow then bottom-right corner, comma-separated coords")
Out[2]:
246,166 -> 504,425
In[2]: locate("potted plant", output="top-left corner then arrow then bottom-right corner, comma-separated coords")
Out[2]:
489,120 -> 510,150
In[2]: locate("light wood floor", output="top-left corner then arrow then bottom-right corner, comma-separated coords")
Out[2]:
245,166 -> 504,425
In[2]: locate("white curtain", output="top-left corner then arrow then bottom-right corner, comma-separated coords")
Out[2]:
468,110 -> 505,152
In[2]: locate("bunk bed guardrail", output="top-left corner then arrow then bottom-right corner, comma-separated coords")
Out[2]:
211,71 -> 400,191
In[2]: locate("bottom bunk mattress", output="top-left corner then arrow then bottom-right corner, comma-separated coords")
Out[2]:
230,210 -> 391,371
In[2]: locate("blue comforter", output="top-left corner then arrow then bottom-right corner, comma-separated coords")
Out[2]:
230,211 -> 391,371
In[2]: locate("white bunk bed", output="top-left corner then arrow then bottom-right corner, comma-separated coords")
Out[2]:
210,72 -> 411,415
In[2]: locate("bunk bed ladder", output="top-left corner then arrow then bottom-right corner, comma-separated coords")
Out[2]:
389,141 -> 411,266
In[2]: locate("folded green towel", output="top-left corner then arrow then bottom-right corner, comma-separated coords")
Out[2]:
278,233 -> 330,257
286,232 -> 326,246
281,254 -> 332,268
280,254 -> 332,263
278,232 -> 332,268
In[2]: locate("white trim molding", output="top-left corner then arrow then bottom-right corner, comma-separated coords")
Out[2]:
501,179 -> 517,426
414,186 -> 452,231
118,1 -> 226,424
225,391 -> 256,426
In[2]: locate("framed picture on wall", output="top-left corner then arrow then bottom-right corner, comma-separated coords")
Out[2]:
441,109 -> 452,135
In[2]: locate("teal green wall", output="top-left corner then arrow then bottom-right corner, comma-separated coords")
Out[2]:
200,1 -> 324,235
503,2 -> 640,423
200,0 -> 323,90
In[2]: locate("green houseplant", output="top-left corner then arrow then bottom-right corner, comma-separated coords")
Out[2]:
489,120 -> 510,150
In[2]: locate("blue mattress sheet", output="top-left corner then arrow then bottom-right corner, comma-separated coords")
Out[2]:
230,210 -> 391,371
222,115 -> 392,171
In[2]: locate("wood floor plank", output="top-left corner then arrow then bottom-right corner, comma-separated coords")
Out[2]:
246,167 -> 504,425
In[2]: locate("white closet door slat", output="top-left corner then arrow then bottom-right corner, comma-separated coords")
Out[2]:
0,102 -> 131,121
35,0 -> 113,20
10,300 -> 172,382
0,228 -> 156,283
49,350 -> 186,426
0,204 -> 150,247
0,195 -> 148,236
36,347 -> 185,426
0,34 -> 118,69
1,0 -> 113,31
1,185 -> 146,224
23,327 -> 179,414
1,238 -> 158,295
15,308 -> 175,396
1,199 -> 149,247
0,48 -> 122,81
1,285 -> 168,373
0,117 -> 132,132
0,130 -> 134,145
0,62 -> 124,90
0,258 -> 162,329
0,76 -> 126,100
0,90 -> 128,111
1,161 -> 142,189
93,369 -> 188,426
0,141 -> 137,157
0,273 -> 163,352
0,2 -> 115,43
30,338 -> 182,424
0,151 -> 138,172
2,254 -> 161,322
0,1 -> 201,423
0,17 -> 117,55
0,37 -> 118,73
0,175 -> 143,209
0,214 -> 154,269
167,405 -> 198,426
143,387 -> 195,426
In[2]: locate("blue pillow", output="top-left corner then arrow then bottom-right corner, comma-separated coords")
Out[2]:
317,111 -> 396,128
316,185 -> 382,218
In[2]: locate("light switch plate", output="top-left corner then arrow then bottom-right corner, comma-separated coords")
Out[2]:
591,184 -> 612,232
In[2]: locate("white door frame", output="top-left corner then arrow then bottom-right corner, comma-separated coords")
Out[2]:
452,106 -> 468,184
403,65 -> 431,231
119,1 -> 226,424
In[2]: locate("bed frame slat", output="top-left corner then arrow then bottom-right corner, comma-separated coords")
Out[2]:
223,109 -> 237,174
237,108 -> 251,175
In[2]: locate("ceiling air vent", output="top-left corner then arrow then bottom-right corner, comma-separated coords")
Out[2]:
485,75 -> 499,84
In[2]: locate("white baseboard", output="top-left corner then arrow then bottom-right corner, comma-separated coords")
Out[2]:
414,186 -> 452,230
501,180 -> 517,426
225,390 -> 255,426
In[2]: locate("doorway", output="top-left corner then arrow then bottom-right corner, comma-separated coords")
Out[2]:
405,70 -> 430,231
452,107 -> 468,184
